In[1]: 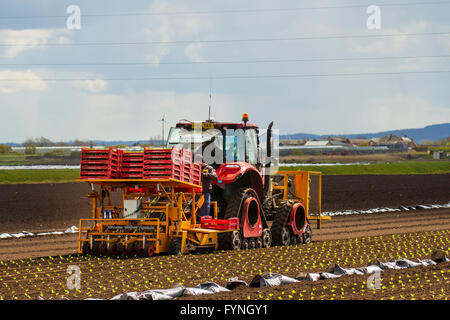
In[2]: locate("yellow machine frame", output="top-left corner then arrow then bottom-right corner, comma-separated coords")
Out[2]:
273,171 -> 330,228
77,178 -> 229,255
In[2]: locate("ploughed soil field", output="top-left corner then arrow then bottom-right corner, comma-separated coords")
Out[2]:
0,174 -> 449,234
0,228 -> 448,300
0,174 -> 448,300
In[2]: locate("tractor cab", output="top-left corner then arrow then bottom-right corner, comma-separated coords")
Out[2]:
166,115 -> 262,171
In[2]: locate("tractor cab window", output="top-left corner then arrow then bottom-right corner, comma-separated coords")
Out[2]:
167,127 -> 223,165
224,128 -> 258,164
167,127 -> 221,148
245,129 -> 258,165
225,129 -> 245,163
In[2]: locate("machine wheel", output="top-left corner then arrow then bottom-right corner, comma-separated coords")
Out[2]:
116,242 -> 125,256
249,238 -> 256,249
91,242 -> 100,255
99,242 -> 108,256
81,242 -> 91,255
256,237 -> 263,249
262,229 -> 272,248
303,224 -> 312,244
168,237 -> 182,255
144,243 -> 155,257
107,243 -> 118,255
135,243 -> 146,256
126,243 -> 136,256
292,233 -> 301,245
271,201 -> 292,246
241,238 -> 249,250
226,231 -> 242,251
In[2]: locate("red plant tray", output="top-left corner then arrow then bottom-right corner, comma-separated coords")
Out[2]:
200,216 -> 239,230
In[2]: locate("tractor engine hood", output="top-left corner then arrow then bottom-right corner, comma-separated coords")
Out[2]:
214,162 -> 264,198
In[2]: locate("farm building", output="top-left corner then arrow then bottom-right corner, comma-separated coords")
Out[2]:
369,134 -> 412,151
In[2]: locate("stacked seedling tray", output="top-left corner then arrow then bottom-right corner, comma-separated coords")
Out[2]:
143,147 -> 184,181
119,151 -> 144,179
79,148 -> 120,179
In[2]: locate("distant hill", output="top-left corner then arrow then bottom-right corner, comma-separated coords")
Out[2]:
3,123 -> 448,146
281,123 -> 450,143
3,140 -> 165,147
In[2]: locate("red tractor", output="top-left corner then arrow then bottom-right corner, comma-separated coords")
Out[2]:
166,114 -> 324,251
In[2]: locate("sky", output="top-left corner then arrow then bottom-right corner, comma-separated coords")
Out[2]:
0,0 -> 449,142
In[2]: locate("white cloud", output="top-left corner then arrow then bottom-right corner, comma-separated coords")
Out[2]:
0,29 -> 70,58
361,94 -> 450,131
184,43 -> 204,62
70,90 -> 240,140
0,69 -> 47,93
73,79 -> 108,93
353,20 -> 428,54
143,0 -> 213,64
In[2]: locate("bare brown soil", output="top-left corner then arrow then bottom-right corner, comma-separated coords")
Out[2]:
180,261 -> 450,300
0,174 -> 448,234
0,174 -> 448,300
0,228 -> 448,300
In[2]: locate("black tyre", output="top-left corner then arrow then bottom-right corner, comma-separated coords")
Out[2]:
168,237 -> 182,255
91,242 -> 100,255
116,242 -> 125,256
81,242 -> 91,255
249,238 -> 256,249
99,242 -> 108,256
135,243 -> 146,256
262,228 -> 272,248
241,238 -> 249,250
303,224 -> 312,244
271,201 -> 292,246
126,243 -> 136,256
256,237 -> 263,249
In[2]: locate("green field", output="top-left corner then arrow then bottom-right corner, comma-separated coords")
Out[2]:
0,169 -> 79,184
0,161 -> 449,184
279,160 -> 450,175
0,153 -> 80,166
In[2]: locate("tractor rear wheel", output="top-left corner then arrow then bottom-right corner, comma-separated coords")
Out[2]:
218,187 -> 263,250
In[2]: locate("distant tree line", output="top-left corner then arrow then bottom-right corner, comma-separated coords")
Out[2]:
22,137 -> 94,147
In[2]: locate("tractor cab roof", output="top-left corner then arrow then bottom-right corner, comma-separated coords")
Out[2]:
175,121 -> 259,131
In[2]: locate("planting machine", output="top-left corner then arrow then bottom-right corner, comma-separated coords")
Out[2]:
77,114 -> 329,256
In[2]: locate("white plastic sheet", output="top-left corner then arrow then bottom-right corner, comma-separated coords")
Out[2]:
0,226 -> 78,240
322,202 -> 449,217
